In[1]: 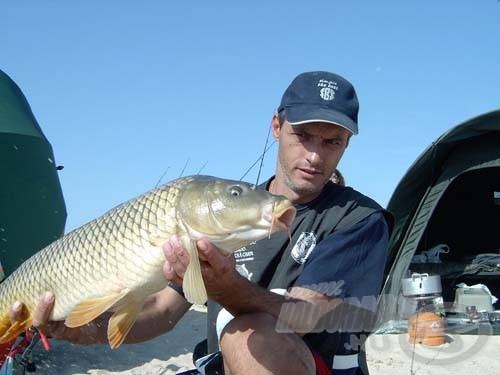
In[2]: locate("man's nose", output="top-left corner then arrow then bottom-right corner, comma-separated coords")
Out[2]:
306,147 -> 321,164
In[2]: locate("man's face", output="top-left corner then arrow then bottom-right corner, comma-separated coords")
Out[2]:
272,117 -> 350,201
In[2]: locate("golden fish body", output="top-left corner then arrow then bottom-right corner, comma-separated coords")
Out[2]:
0,175 -> 295,348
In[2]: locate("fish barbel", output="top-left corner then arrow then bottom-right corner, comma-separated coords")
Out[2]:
0,175 -> 295,348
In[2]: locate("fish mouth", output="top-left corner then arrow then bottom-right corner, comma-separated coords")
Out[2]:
265,200 -> 296,234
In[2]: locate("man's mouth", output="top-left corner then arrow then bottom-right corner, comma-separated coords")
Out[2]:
298,168 -> 322,178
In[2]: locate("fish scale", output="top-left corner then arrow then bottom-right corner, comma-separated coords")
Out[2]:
0,182 -> 173,319
0,175 -> 295,349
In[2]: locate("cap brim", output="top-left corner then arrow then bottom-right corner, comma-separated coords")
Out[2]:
284,105 -> 358,135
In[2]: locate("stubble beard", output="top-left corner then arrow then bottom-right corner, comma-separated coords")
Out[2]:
280,165 -> 324,197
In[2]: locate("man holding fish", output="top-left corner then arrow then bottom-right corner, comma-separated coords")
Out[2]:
9,71 -> 391,375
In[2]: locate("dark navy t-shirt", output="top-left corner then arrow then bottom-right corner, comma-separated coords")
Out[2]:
296,212 -> 389,375
295,211 -> 388,299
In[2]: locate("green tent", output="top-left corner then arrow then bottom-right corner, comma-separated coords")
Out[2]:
0,69 -> 66,279
378,109 -> 500,325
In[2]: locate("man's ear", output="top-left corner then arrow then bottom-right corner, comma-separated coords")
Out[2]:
271,114 -> 281,138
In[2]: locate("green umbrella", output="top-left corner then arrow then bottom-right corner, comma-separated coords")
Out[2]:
0,69 -> 67,279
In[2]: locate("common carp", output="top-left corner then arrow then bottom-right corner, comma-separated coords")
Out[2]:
0,176 -> 295,348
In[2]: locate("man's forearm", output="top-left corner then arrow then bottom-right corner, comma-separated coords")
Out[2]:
213,273 -> 288,318
212,273 -> 337,335
125,288 -> 191,344
50,288 -> 190,345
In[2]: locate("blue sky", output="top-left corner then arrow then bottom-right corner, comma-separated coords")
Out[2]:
2,1 -> 500,231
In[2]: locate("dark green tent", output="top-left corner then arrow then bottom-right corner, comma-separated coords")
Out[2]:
0,69 -> 66,279
378,109 -> 500,325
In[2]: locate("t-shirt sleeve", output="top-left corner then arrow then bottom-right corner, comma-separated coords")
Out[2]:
294,211 -> 389,301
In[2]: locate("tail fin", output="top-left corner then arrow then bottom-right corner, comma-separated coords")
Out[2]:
0,307 -> 32,344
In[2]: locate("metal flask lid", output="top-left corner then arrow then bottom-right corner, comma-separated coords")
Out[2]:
402,273 -> 442,297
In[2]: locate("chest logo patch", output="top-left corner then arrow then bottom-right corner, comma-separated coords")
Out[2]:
291,232 -> 317,264
235,263 -> 253,280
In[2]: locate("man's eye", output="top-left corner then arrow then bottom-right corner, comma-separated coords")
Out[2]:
326,139 -> 343,146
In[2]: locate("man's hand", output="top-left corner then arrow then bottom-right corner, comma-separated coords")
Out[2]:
162,236 -> 238,301
162,236 -> 190,286
9,292 -> 55,334
196,240 -> 238,300
9,292 -> 107,345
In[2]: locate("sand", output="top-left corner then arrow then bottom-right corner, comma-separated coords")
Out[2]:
365,333 -> 500,375
12,309 -> 500,374
15,309 -> 204,375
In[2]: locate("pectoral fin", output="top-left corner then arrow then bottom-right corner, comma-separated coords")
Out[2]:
65,289 -> 129,328
107,295 -> 144,349
182,238 -> 208,305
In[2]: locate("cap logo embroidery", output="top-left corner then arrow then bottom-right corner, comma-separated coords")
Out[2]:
318,79 -> 338,101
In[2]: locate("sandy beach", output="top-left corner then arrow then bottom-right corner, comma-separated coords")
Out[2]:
17,309 -> 205,375
13,309 -> 500,375
365,332 -> 500,375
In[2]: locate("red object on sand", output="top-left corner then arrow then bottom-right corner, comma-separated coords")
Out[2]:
0,341 -> 14,366
39,331 -> 52,351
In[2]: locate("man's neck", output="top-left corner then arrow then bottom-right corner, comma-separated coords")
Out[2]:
268,177 -> 323,205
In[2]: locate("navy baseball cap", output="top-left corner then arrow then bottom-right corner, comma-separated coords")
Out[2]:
277,71 -> 359,135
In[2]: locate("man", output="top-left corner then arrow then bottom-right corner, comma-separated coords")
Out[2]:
10,71 -> 391,374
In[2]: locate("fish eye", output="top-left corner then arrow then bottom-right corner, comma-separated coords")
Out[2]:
229,185 -> 243,197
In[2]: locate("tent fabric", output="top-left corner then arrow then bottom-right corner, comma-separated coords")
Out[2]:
0,69 -> 66,278
378,109 -> 500,324
0,70 -> 47,139
385,110 -> 500,267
